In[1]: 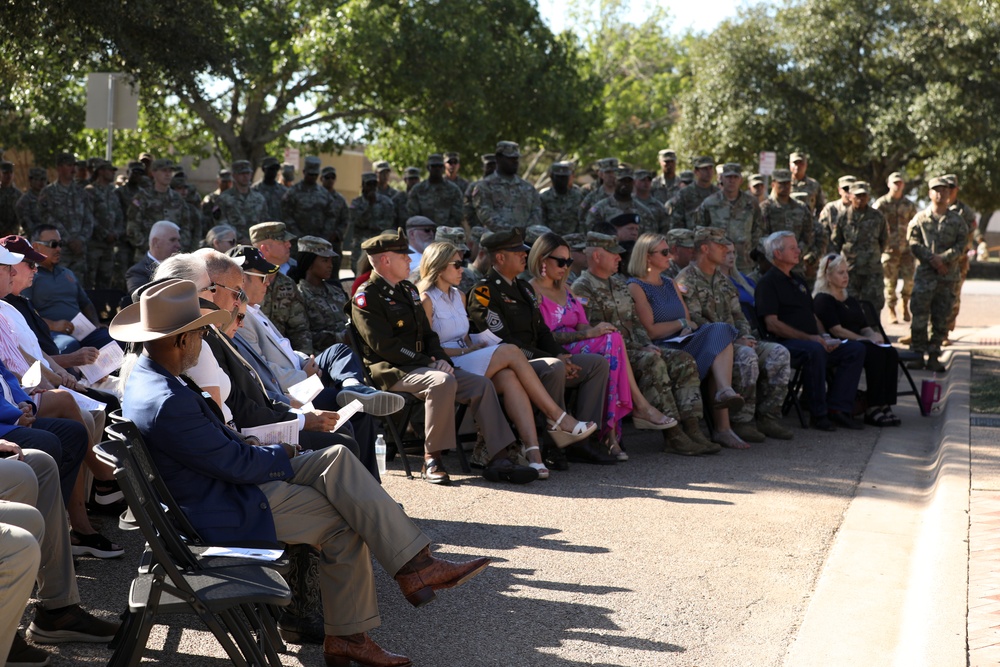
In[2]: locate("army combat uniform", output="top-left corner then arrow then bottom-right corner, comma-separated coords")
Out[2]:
252,180 -> 287,222
296,279 -> 348,351
585,197 -> 656,233
259,271 -> 314,355
282,182 -> 340,241
38,181 -> 94,277
694,191 -> 761,273
539,186 -> 584,236
126,187 -> 195,261
218,187 -> 267,242
873,193 -> 916,315
651,174 -> 682,206
791,176 -> 825,218
667,183 -> 719,230
348,192 -> 395,270
907,205 -> 967,358
833,203 -> 889,310
947,199 -> 977,333
0,183 -> 23,236
85,180 -> 128,290
471,173 -> 542,232
754,196 -> 815,274
407,180 -> 463,228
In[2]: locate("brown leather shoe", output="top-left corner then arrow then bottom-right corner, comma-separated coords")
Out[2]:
421,456 -> 450,485
394,547 -> 490,607
324,633 -> 411,667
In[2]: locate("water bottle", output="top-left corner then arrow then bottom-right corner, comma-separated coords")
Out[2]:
375,434 -> 387,475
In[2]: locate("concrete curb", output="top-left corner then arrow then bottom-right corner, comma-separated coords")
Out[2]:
784,352 -> 970,666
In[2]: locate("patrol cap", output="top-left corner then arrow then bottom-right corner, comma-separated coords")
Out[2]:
616,166 -> 634,181
525,225 -> 553,244
838,175 -> 857,188
748,173 -> 764,186
679,170 -> 695,184
928,176 -> 949,190
361,172 -> 377,184
261,156 -> 280,169
943,173 -> 958,187
634,168 -> 652,180
297,235 -> 337,257
138,152 -> 153,162
218,169 -> 233,180
170,175 -> 187,188
228,245 -> 279,274
771,168 -> 792,183
27,167 -> 46,180
550,161 -> 573,176
374,160 -> 391,172
585,232 -> 625,254
667,228 -> 694,248
95,159 -> 117,171
721,162 -> 742,176
444,152 -> 461,163
150,158 -> 174,171
610,213 -> 640,228
692,156 -> 714,169
887,172 -> 905,184
563,233 -> 587,250
657,149 -> 677,161
281,163 -> 295,175
231,160 -> 252,174
405,215 -> 436,231
434,226 -> 469,253
427,153 -> 445,166
128,161 -> 145,172
403,166 -> 421,179
789,151 -> 808,163
849,181 -> 871,195
481,228 -> 530,252
481,154 -> 496,165
320,166 -> 337,178
250,221 -> 296,244
693,226 -> 731,247
495,142 -> 520,158
470,225 -> 486,244
55,152 -> 76,166
597,157 -> 619,171
362,228 -> 409,254
86,157 -> 100,170
303,156 -> 322,175
0,161 -> 13,172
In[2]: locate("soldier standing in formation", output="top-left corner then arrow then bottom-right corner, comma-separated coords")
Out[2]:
126,158 -> 196,260
585,166 -> 655,232
943,174 -> 977,341
319,165 -> 350,274
408,154 -> 463,228
819,175 -> 855,253
38,152 -> 92,278
15,167 -> 46,232
472,142 -> 542,232
747,173 -> 766,204
443,152 -> 468,196
632,168 -> 670,233
831,181 -> 889,310
789,151 -> 826,218
463,154 -> 495,230
252,157 -> 287,221
577,158 -> 618,221
651,149 -> 682,205
202,167 -> 232,223
280,163 -> 295,187
374,161 -> 398,200
874,172 -> 917,323
694,163 -> 761,273
282,156 -> 338,242
668,156 -> 719,230
217,160 -> 266,243
539,161 -> 583,236
85,160 -> 128,290
0,161 -> 23,236
753,168 -> 814,276
348,172 -> 395,271
394,166 -> 421,227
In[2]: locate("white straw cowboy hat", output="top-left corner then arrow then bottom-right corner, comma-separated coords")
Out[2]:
110,279 -> 231,342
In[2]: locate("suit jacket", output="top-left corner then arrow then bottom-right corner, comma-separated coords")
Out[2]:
125,255 -> 158,298
122,354 -> 293,544
0,360 -> 33,438
238,306 -> 306,392
231,333 -> 289,405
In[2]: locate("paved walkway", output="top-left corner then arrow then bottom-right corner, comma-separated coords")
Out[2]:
970,410 -> 1000,663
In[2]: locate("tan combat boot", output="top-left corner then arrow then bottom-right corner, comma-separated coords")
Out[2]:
888,305 -> 898,324
682,417 -> 721,453
902,299 -> 911,322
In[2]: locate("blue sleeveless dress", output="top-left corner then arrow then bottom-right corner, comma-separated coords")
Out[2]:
628,278 -> 738,380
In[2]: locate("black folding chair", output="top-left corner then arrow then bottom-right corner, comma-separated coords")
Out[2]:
781,352 -> 809,428
859,300 -> 925,416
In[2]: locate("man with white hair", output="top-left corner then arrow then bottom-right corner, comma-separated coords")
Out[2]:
125,220 -> 181,296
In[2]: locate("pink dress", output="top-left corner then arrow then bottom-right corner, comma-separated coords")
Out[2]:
537,290 -> 632,439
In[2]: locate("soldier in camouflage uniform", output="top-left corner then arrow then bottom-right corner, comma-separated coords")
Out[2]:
463,155 -> 495,230
585,167 -> 656,232
252,157 -> 286,221
747,173 -> 766,204
667,156 -> 719,230
282,156 -> 341,246
789,152 -> 826,218
571,232 -> 718,456
408,154 -> 463,228
394,167 -> 421,227
577,158 -> 618,223
831,181 -> 888,310
202,168 -> 232,226
434,226 -> 477,293
15,167 -> 46,233
676,228 -> 792,442
126,158 -> 196,261
0,161 -> 23,236
216,160 -> 265,243
906,177 -> 968,371
662,228 -> 694,280
170,173 -> 204,249
280,163 -> 295,188
443,152 -> 468,197
752,169 -> 814,275
291,235 -> 348,350
651,149 -> 682,205
374,161 -> 398,201
319,165 -> 351,272
819,175 -> 855,254
943,173 -> 977,337
693,163 -> 761,273
873,172 -> 917,323
348,172 -> 395,272
791,190 -> 827,287
251,221 -> 314,354
85,160 -> 128,290
632,168 -> 670,234
471,142 -> 542,231
117,162 -> 147,218
38,152 -> 93,279
539,161 -> 583,236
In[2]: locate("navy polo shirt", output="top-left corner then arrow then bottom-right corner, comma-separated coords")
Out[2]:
754,268 -> 818,337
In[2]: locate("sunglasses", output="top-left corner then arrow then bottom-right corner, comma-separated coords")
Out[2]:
235,312 -> 246,324
545,256 -> 573,268
448,260 -> 467,269
321,174 -> 336,180
35,240 -> 60,248
24,261 -> 36,270
211,282 -> 246,300
655,249 -> 671,257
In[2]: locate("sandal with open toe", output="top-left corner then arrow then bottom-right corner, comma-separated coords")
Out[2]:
547,411 -> 597,449
882,408 -> 902,427
713,387 -> 745,412
633,413 -> 677,430
864,410 -> 895,427
712,430 -> 750,450
603,433 -> 628,462
522,446 -> 550,479
70,530 -> 124,559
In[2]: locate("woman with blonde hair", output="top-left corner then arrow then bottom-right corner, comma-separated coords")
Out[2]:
627,232 -> 748,449
813,253 -> 901,426
418,242 -> 597,479
528,233 -> 675,460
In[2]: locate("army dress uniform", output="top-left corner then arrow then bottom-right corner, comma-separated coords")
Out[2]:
126,187 -> 195,261
832,196 -> 889,310
217,187 -> 267,243
38,180 -> 94,278
467,260 -> 609,427
0,182 -> 23,236
471,173 -> 542,232
873,192 -> 917,313
539,186 -> 584,236
675,262 -> 790,426
694,191 -> 761,273
351,232 -> 516,459
407,180 -> 463,228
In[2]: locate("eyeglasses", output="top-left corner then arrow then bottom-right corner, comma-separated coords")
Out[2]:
545,256 -> 573,268
235,312 -> 246,324
24,261 -> 36,271
35,240 -> 60,248
244,271 -> 269,280
448,260 -> 467,269
209,282 -> 246,301
655,249 -> 671,257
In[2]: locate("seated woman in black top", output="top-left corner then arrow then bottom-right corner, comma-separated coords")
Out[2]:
813,254 -> 901,426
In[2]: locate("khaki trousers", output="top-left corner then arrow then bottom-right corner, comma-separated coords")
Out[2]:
390,367 -> 515,457
528,354 -> 609,426
0,506 -> 41,661
259,445 -> 429,636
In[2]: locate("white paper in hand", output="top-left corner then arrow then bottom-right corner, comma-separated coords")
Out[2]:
331,399 -> 363,432
70,312 -> 96,342
470,329 -> 502,347
21,361 -> 43,391
287,374 -> 324,406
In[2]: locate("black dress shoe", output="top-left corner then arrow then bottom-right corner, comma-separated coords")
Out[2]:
565,440 -> 617,465
809,415 -> 836,431
543,445 -> 569,471
829,411 -> 863,430
482,458 -> 538,484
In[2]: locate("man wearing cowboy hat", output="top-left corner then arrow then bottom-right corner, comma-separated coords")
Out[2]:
114,278 -> 490,667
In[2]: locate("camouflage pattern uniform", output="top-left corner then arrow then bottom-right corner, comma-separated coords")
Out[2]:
217,187 -> 267,244
873,193 -> 917,312
651,174 -> 682,205
407,180 -> 463,227
907,205 -> 967,356
348,192 -> 395,269
754,196 -> 815,273
259,271 -> 313,355
819,199 -> 849,253
0,183 -> 23,236
392,189 -> 412,228
296,279 -> 349,351
539,186 -> 584,236
85,181 -> 128,290
585,196 -> 656,232
14,190 -> 41,234
327,189 -> 350,267
791,176 -> 825,217
667,183 -> 719,230
252,180 -> 287,222
675,263 -> 790,422
832,204 -> 888,310
694,191 -> 761,272
38,181 -> 94,277
281,182 -> 339,240
634,195 -> 670,234
947,199 -> 977,332
117,181 -> 145,219
126,188 -> 195,261
577,187 -> 613,222
571,270 -> 703,421
446,176 -> 469,197
471,172 -> 542,231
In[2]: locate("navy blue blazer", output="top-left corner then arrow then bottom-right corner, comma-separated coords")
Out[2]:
122,354 -> 294,544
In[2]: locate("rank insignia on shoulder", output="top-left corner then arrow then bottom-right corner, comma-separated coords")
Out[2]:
354,293 -> 367,308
